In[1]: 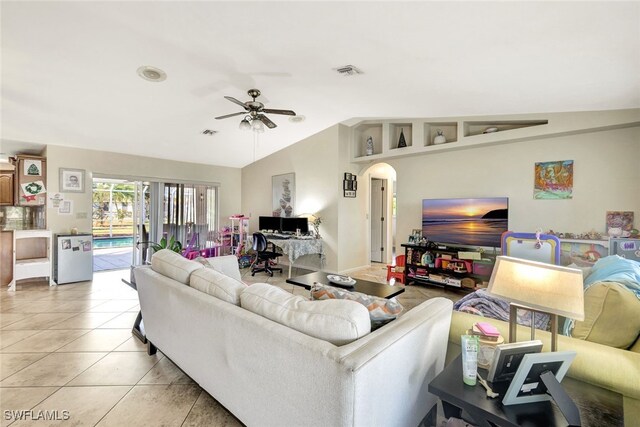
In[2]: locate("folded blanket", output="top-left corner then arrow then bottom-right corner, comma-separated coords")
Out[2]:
453,289 -> 550,330
563,255 -> 640,336
584,255 -> 640,299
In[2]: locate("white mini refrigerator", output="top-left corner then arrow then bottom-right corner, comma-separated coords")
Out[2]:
54,233 -> 94,284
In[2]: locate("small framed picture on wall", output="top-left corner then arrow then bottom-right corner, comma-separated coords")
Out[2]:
59,168 -> 85,193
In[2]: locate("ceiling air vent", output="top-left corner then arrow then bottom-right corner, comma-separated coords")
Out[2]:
201,129 -> 217,135
334,65 -> 363,76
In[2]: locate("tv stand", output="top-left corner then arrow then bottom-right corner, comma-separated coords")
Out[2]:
401,243 -> 496,292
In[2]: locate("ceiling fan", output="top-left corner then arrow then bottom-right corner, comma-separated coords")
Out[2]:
215,89 -> 296,131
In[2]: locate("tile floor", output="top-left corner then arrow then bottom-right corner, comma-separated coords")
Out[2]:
93,248 -> 133,272
0,264 -> 462,426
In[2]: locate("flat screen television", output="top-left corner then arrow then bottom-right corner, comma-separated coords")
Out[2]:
422,197 -> 508,248
259,216 -> 282,232
281,217 -> 309,234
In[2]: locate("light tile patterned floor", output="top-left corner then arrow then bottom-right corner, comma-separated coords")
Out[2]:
0,264 -> 462,426
93,247 -> 133,272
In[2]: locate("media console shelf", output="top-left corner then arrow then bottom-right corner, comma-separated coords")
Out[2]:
401,243 -> 496,292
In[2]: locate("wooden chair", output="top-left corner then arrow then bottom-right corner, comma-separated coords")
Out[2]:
386,255 -> 406,284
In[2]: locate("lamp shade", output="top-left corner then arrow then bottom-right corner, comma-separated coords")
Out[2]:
487,256 -> 585,320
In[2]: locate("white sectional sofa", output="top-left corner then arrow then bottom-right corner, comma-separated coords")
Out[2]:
134,250 -> 453,427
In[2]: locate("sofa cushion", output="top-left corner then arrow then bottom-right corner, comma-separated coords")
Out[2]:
151,249 -> 203,284
629,334 -> 640,353
571,281 -> 640,349
190,268 -> 247,305
240,283 -> 371,346
195,255 -> 243,282
310,283 -> 403,328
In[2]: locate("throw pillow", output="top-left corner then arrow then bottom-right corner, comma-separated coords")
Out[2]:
310,283 -> 403,329
571,281 -> 640,349
190,268 -> 247,306
240,283 -> 371,346
194,255 -> 243,282
151,249 -> 203,285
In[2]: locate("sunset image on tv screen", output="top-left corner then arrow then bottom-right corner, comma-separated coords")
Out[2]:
422,197 -> 508,247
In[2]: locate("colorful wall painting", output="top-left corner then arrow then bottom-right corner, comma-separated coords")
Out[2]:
534,160 -> 573,199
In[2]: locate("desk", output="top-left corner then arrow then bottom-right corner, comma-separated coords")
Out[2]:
267,237 -> 324,277
428,355 -> 623,427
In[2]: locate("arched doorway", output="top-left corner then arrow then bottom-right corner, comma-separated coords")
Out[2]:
362,163 -> 397,264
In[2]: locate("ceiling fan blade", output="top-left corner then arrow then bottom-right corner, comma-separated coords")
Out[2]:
215,111 -> 246,120
259,115 -> 277,129
224,96 -> 248,109
262,108 -> 296,116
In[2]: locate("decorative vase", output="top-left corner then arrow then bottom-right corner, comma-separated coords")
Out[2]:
397,128 -> 407,148
365,136 -> 374,156
433,129 -> 446,145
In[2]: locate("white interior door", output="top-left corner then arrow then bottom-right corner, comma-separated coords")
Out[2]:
370,178 -> 387,263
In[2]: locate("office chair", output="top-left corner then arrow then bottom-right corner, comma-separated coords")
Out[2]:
251,232 -> 283,277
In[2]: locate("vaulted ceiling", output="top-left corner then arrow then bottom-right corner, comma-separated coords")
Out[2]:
2,1 -> 639,167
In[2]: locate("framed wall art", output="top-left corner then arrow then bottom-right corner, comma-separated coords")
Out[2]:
272,173 -> 295,217
534,160 -> 573,199
59,168 -> 86,193
343,172 -> 357,198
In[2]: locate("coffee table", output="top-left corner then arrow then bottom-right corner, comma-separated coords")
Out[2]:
286,271 -> 404,299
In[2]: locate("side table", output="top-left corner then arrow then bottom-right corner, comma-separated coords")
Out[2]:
428,354 -> 623,427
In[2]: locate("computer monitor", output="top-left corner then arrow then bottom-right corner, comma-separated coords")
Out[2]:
259,216 -> 282,232
281,217 -> 309,234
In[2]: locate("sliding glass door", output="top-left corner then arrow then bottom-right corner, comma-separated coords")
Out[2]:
93,177 -> 218,270
160,183 -> 218,254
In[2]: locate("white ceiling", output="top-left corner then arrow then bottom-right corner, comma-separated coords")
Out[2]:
2,1 -> 639,168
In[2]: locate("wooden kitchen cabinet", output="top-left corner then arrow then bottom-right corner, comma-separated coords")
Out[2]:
0,173 -> 14,205
13,155 -> 47,206
1,231 -> 13,288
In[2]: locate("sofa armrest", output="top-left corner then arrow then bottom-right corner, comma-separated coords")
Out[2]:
331,297 -> 453,427
448,311 -> 640,401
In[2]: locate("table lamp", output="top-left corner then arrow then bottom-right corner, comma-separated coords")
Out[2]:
487,256 -> 584,351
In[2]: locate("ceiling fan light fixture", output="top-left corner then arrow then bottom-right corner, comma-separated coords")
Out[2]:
216,89 -> 295,131
252,118 -> 265,132
137,65 -> 167,82
239,117 -> 252,131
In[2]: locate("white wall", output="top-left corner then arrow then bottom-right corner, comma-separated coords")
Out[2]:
337,125 -> 369,271
242,125 -> 346,271
389,126 -> 640,248
45,145 -> 242,235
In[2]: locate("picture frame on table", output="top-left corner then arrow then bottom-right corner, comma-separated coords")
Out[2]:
487,340 -> 543,383
502,351 -> 576,405
59,168 -> 86,193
